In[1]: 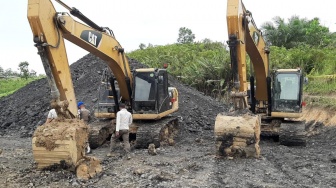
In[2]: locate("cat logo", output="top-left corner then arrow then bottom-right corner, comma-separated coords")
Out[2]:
88,32 -> 97,46
80,30 -> 102,48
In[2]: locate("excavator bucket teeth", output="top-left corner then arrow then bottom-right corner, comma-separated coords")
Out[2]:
214,112 -> 261,158
88,120 -> 114,149
279,121 -> 307,147
133,116 -> 179,149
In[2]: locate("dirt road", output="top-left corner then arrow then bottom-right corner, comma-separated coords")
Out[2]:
1,122 -> 336,187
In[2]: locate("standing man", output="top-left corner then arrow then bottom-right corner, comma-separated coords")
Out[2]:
107,103 -> 133,159
77,101 -> 92,154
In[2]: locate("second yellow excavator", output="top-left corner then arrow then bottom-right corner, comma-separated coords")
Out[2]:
215,0 -> 306,158
28,0 -> 179,168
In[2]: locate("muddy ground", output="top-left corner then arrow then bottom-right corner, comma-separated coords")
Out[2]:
1,54 -> 336,187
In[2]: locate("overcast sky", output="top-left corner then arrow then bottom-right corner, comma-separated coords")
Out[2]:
1,0 -> 335,75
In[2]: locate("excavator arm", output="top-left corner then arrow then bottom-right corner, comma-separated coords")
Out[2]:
27,0 -> 132,117
227,0 -> 270,103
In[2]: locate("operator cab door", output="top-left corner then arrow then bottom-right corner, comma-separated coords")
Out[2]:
272,71 -> 303,113
156,69 -> 170,113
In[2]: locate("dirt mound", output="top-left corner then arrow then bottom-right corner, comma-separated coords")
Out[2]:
0,54 -> 225,141
300,105 -> 336,126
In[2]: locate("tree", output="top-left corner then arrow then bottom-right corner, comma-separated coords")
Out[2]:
177,27 -> 195,44
4,68 -> 14,77
0,66 -> 3,75
261,16 -> 332,49
30,70 -> 37,77
147,43 -> 154,48
139,43 -> 146,50
305,18 -> 332,47
18,61 -> 30,79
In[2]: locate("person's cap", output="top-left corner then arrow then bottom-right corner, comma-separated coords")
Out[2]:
77,101 -> 84,108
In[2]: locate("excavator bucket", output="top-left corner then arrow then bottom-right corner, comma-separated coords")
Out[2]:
214,111 -> 261,158
32,119 -> 89,168
32,119 -> 102,178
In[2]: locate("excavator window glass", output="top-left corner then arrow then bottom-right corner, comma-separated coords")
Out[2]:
134,72 -> 156,101
275,73 -> 300,100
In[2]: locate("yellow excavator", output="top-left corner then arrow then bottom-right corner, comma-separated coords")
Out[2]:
215,0 -> 306,157
28,0 -> 179,168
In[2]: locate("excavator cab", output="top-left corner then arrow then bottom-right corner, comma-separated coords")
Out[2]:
272,69 -> 304,114
133,68 -> 171,114
96,68 -> 177,116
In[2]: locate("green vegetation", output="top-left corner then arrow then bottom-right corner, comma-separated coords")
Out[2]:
262,16 -> 336,95
0,62 -> 43,98
177,27 -> 195,44
0,76 -> 44,98
129,40 -> 231,99
262,16 -> 334,49
304,95 -> 336,110
128,16 -> 336,99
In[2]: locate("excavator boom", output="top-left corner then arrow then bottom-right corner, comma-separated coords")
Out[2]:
226,0 -> 269,102
28,0 -> 132,117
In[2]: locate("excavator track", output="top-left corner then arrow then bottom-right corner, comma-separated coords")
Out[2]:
279,120 -> 306,146
88,120 -> 114,149
132,116 -> 179,149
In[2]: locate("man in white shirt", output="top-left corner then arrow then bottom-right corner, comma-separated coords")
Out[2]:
107,103 -> 133,159
45,109 -> 58,123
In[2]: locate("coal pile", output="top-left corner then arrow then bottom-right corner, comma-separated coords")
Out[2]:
0,53 -> 226,139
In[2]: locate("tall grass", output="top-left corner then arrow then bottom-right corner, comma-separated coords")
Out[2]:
304,77 -> 336,94
128,41 -> 231,100
0,76 -> 44,98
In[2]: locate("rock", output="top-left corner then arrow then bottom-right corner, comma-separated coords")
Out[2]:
72,181 -> 79,186
151,171 -> 175,181
0,148 -> 2,155
76,156 -> 102,180
133,168 -> 146,175
148,144 -> 157,155
195,138 -> 203,143
168,138 -> 175,146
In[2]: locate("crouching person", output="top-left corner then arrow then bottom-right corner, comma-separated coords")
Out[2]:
78,101 -> 92,154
